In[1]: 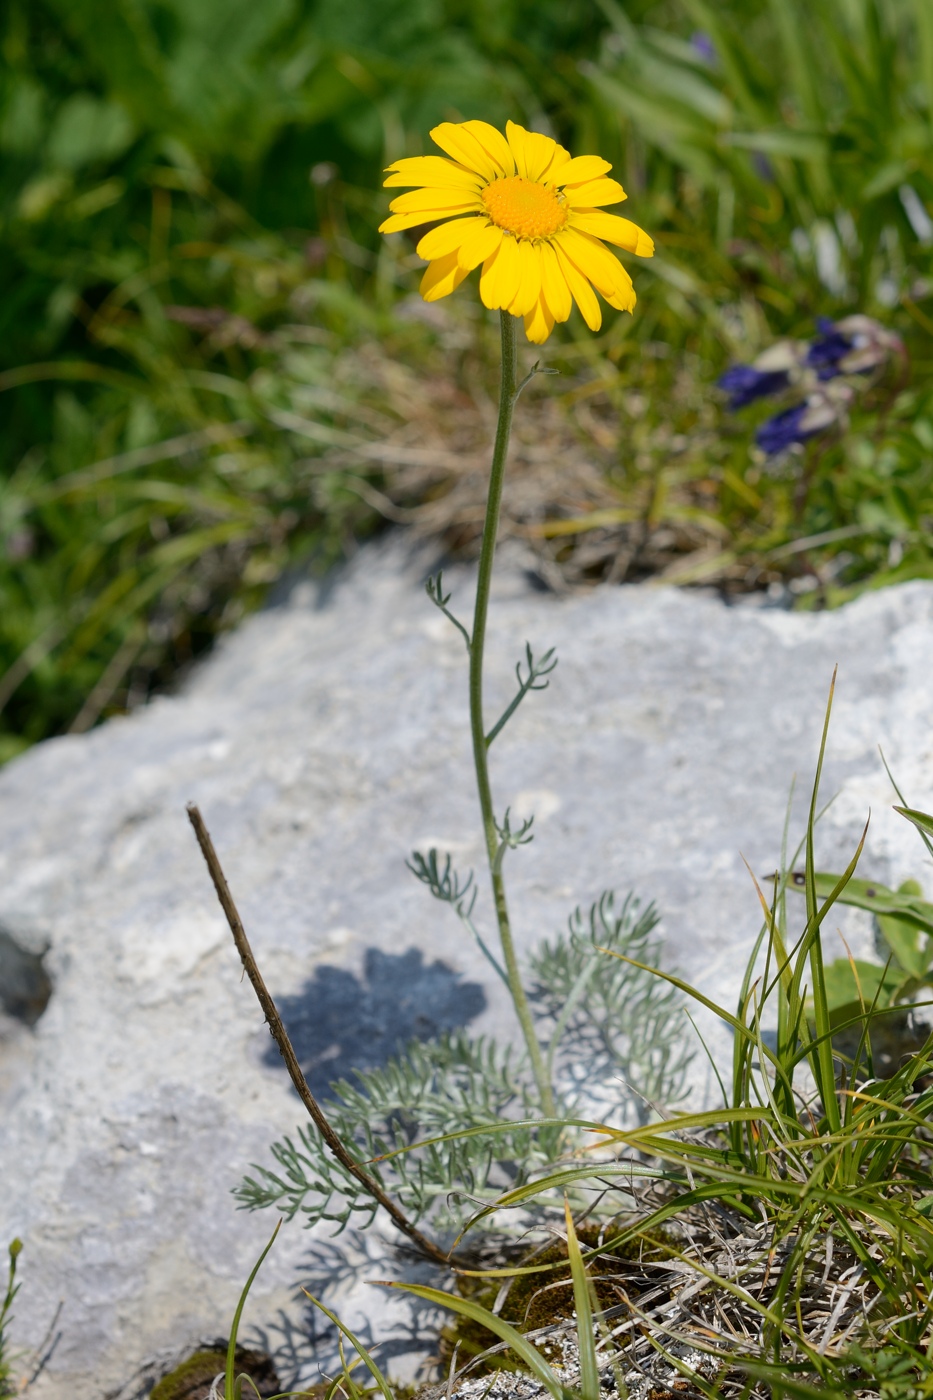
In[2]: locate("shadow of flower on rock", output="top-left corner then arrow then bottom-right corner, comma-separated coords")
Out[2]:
265,946 -> 487,1099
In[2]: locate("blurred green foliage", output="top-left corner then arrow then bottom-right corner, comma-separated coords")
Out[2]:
0,0 -> 618,759
2,0 -> 933,758
575,0 -> 933,600
589,0 -> 933,305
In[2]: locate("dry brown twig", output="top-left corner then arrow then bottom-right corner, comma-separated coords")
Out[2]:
185,801 -> 452,1268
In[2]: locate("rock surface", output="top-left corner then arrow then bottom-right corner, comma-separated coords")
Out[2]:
2,538 -> 933,1398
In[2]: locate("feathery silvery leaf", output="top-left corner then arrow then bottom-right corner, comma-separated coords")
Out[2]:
236,1032 -> 556,1232
528,890 -> 693,1125
239,891 -> 691,1235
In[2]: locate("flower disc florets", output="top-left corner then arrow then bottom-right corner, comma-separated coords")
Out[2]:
481,176 -> 567,239
379,118 -> 654,344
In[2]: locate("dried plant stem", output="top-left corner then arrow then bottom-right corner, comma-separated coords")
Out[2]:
185,802 -> 451,1267
469,311 -> 556,1119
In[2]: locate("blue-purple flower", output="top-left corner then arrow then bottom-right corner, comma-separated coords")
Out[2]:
806,318 -> 853,379
806,314 -> 903,380
756,404 -> 820,455
718,364 -> 791,409
717,340 -> 803,409
721,314 -> 902,456
756,384 -> 853,455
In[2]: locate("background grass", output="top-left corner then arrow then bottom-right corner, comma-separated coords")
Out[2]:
1,0 -> 933,759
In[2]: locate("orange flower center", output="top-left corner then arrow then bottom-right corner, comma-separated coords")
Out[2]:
481,176 -> 567,240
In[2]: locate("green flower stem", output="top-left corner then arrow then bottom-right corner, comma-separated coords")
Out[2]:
469,310 -> 556,1120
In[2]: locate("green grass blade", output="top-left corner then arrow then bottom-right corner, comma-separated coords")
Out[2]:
597,948 -> 790,1082
300,1290 -> 395,1400
368,1116 -> 617,1166
679,0 -> 769,122
563,1200 -> 599,1400
456,1175 -> 762,1268
765,0 -> 824,125
383,1283 -> 566,1399
786,871 -> 933,934
914,0 -> 933,113
773,779 -> 799,1116
731,910 -> 769,1135
225,1220 -> 281,1400
372,1105 -> 772,1180
894,804 -> 933,840
881,748 -> 933,862
804,672 -> 838,1122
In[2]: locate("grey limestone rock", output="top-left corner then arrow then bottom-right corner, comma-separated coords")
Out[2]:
1,537 -> 933,1397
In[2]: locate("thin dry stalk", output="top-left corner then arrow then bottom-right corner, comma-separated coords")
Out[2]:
185,802 -> 451,1268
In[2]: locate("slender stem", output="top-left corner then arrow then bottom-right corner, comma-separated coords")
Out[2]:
185,803 -> 451,1267
225,1219 -> 281,1400
469,311 -> 556,1118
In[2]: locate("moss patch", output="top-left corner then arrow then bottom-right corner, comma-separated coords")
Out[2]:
149,1344 -> 279,1400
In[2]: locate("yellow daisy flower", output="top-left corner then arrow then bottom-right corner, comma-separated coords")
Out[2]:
379,119 -> 654,344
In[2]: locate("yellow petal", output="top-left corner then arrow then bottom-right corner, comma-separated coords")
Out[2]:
384,156 -> 483,190
558,226 -> 633,307
541,143 -> 573,182
504,120 -> 531,179
479,234 -> 521,310
563,178 -> 628,208
601,262 -> 636,312
538,240 -> 572,323
420,251 -> 470,302
553,242 -> 602,331
561,238 -> 635,314
569,210 -> 654,255
524,294 -> 555,345
554,155 -> 612,187
379,210 -> 459,234
507,240 -> 542,317
430,122 -> 498,181
457,222 -> 503,270
388,187 -> 484,214
460,120 -> 515,177
607,285 -> 636,313
416,216 -> 489,261
538,140 -> 572,183
505,120 -> 561,182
